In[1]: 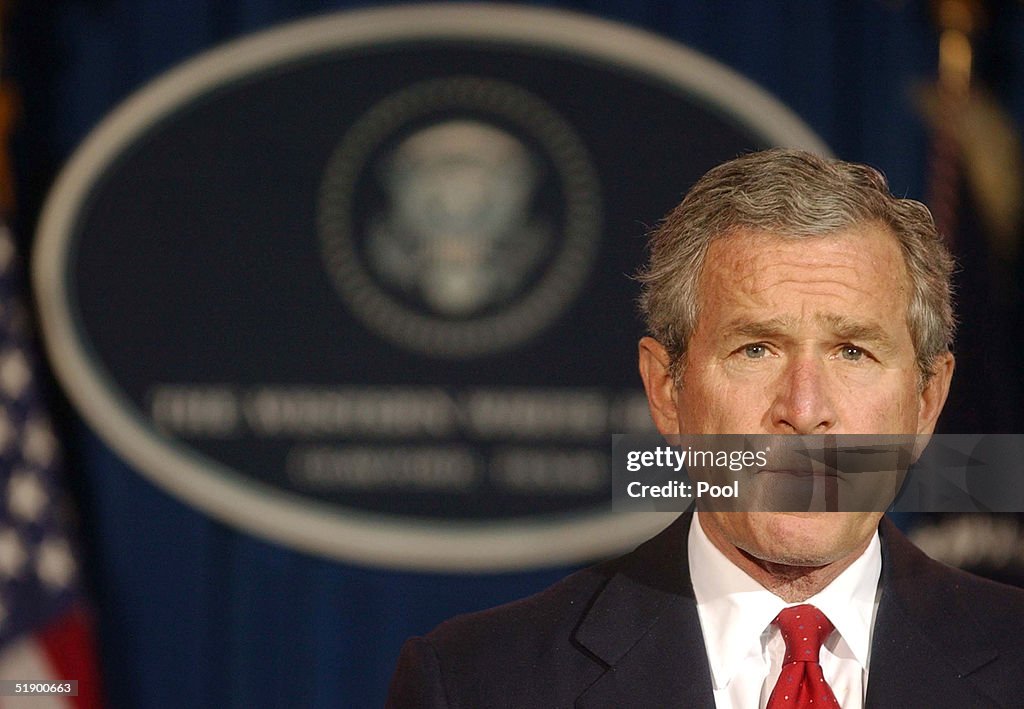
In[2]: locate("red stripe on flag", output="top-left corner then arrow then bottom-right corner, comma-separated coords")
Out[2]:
37,606 -> 102,709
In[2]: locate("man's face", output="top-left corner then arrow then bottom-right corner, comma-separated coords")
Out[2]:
639,226 -> 953,567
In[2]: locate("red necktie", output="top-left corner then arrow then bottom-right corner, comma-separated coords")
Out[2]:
766,604 -> 840,708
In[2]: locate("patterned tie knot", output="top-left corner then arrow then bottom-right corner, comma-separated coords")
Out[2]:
774,604 -> 833,664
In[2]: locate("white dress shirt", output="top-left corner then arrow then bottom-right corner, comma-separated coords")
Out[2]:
689,511 -> 882,709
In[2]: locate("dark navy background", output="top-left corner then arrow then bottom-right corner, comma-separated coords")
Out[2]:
8,2 -> 1024,707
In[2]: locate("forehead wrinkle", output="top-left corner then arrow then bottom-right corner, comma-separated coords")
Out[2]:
732,257 -> 881,294
722,315 -> 798,339
714,237 -> 896,297
719,312 -> 898,346
817,313 -> 885,337
742,277 -> 881,300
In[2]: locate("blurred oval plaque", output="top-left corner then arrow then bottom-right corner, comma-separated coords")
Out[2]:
34,4 -> 828,570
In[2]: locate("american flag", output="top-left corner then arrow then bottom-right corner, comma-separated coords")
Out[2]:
0,225 -> 101,708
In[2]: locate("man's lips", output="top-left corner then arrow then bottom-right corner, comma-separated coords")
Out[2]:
755,468 -> 837,478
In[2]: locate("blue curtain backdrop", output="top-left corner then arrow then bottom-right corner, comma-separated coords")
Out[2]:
8,1 -> 1024,707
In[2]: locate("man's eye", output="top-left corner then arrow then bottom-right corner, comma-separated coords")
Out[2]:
743,344 -> 767,359
841,346 -> 863,361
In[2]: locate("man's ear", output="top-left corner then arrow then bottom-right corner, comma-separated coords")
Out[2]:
638,336 -> 681,434
917,351 -> 954,435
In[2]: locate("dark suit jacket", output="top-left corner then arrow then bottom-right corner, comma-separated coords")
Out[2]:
387,509 -> 1024,708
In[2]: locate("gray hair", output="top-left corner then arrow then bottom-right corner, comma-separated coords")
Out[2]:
636,149 -> 955,383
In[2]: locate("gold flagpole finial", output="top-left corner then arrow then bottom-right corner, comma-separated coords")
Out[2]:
932,0 -> 982,99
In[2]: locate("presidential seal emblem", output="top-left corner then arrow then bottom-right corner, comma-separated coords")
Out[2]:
318,76 -> 601,358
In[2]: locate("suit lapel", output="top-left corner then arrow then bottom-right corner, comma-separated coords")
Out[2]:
866,518 -> 1001,708
573,508 -> 715,708
568,513 -> 1006,707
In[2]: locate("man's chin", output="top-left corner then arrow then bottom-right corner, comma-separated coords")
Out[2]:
731,511 -> 879,568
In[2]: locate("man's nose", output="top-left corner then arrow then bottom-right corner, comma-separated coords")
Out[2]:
769,356 -> 838,433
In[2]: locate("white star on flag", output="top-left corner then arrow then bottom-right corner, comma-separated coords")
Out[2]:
7,468 -> 48,522
0,527 -> 26,578
22,418 -> 57,467
36,537 -> 75,590
0,347 -> 30,399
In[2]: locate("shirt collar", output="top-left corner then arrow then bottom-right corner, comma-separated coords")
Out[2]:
688,511 -> 881,691
803,529 -> 881,668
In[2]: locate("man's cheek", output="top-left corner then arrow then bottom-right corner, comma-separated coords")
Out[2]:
685,382 -> 751,433
846,384 -> 915,431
